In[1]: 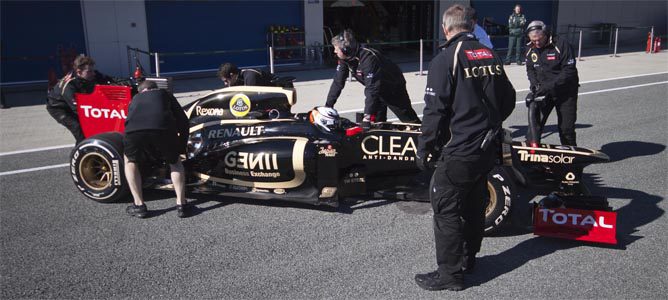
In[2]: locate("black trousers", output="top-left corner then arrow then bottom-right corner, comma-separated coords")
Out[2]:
373,85 -> 421,124
526,91 -> 578,146
430,150 -> 495,277
47,106 -> 85,144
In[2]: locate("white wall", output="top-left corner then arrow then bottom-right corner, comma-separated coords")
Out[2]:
81,0 -> 151,77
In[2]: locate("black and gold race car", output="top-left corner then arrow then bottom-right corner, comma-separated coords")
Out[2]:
70,83 -> 611,236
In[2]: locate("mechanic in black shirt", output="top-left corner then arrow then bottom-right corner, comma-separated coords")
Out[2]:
218,62 -> 273,87
415,4 -> 515,291
324,30 -> 421,124
524,20 -> 579,146
124,80 -> 191,218
46,55 -> 113,144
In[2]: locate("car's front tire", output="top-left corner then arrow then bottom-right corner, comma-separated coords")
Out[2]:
70,132 -> 129,203
484,166 -> 514,235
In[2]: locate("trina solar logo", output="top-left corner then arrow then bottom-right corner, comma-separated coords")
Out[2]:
518,150 -> 574,164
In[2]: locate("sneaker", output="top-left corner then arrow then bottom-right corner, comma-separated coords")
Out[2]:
414,271 -> 464,291
126,204 -> 148,218
504,60 -> 511,65
176,204 -> 191,218
462,255 -> 476,273
517,61 -> 524,66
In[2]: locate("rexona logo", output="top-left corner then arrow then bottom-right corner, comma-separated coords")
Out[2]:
208,126 -> 264,139
518,150 -> 575,164
361,135 -> 416,161
224,151 -> 280,178
80,105 -> 127,119
196,106 -> 225,116
229,94 -> 251,117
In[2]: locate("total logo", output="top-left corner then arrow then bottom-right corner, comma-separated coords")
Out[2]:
361,135 -> 416,161
80,105 -> 127,119
537,208 -> 614,228
518,150 -> 575,164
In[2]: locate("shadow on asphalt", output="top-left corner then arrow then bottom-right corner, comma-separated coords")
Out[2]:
472,140 -> 665,286
136,189 -> 400,217
509,123 -> 594,140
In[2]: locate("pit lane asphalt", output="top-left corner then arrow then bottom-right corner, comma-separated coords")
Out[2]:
1,60 -> 667,299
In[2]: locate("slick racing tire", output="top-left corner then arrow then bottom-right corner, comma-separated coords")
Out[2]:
70,132 -> 129,203
484,166 -> 514,235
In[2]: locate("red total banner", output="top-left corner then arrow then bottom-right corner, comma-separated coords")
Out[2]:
76,85 -> 132,138
534,206 -> 618,245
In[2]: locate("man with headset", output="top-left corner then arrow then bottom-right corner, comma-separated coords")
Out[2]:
325,30 -> 421,124
524,20 -> 579,146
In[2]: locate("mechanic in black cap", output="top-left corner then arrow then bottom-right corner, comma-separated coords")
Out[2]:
46,55 -> 113,144
123,80 -> 192,218
415,4 -> 515,291
524,20 -> 579,146
218,62 -> 273,87
324,29 -> 421,124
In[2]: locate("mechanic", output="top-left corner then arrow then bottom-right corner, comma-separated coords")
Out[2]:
46,55 -> 113,144
415,4 -> 515,291
524,20 -> 579,146
124,80 -> 192,218
218,63 -> 273,87
324,30 -> 421,124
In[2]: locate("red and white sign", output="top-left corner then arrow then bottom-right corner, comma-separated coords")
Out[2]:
464,49 -> 494,60
76,85 -> 132,138
534,206 -> 617,245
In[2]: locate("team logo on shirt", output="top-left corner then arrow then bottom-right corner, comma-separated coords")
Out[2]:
547,53 -> 557,61
531,52 -> 538,62
464,49 -> 494,60
229,94 -> 251,117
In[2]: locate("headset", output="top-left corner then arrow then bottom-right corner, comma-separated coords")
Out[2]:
526,20 -> 546,34
337,30 -> 357,57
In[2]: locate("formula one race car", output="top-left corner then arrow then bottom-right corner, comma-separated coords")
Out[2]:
69,81 -> 616,243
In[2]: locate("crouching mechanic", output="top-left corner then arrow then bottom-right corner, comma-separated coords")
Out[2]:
124,81 -> 192,218
525,20 -> 579,146
325,30 -> 421,124
415,5 -> 515,291
218,62 -> 273,87
46,55 -> 113,144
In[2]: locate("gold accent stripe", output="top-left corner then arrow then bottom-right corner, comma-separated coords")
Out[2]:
192,137 -> 307,189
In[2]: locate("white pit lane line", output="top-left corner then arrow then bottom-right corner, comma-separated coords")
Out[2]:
1,80 -> 666,177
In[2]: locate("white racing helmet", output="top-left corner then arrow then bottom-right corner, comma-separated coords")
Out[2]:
309,106 -> 340,132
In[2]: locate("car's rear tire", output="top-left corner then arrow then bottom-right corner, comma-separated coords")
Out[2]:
70,132 -> 129,203
484,167 -> 514,235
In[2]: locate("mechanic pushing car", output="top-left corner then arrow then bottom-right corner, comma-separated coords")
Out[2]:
415,4 -> 516,291
46,55 -> 113,144
124,80 -> 192,218
324,30 -> 421,124
217,62 -> 273,87
524,20 -> 580,146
